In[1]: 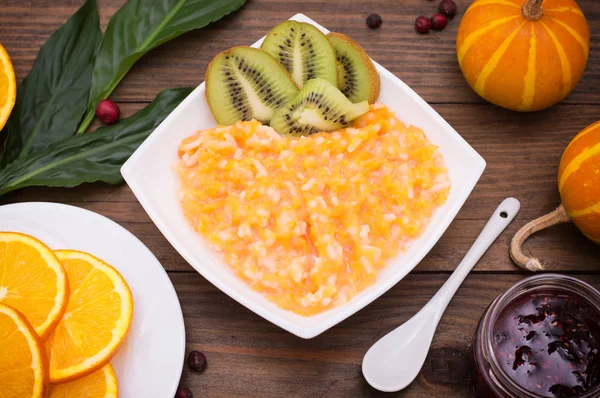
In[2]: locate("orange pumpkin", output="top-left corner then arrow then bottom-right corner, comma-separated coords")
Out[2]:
457,0 -> 590,112
558,121 -> 600,243
511,121 -> 600,271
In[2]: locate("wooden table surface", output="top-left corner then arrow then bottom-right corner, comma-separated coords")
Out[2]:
2,0 -> 600,396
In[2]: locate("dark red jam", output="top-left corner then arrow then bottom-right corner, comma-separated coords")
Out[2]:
492,291 -> 600,397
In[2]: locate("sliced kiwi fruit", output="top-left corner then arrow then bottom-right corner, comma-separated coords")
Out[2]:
270,78 -> 369,136
205,46 -> 298,125
327,32 -> 380,104
261,21 -> 338,89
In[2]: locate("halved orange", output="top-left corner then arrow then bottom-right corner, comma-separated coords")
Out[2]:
46,250 -> 133,383
0,302 -> 48,397
48,363 -> 118,398
0,232 -> 69,339
0,43 -> 16,131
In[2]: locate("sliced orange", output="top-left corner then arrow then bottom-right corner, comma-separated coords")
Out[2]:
0,43 -> 16,131
48,363 -> 118,398
0,302 -> 48,397
46,250 -> 133,383
0,232 -> 69,339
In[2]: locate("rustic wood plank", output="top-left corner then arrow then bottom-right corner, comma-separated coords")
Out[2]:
173,272 -> 600,397
1,0 -> 599,105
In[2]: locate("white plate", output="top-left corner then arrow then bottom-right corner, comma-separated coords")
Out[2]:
0,202 -> 185,397
121,14 -> 486,339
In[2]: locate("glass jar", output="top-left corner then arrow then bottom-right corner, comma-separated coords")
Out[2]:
472,274 -> 600,398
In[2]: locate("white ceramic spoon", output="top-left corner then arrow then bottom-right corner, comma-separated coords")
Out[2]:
362,197 -> 521,392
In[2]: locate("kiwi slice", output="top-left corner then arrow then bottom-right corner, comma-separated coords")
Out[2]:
261,21 -> 338,89
327,32 -> 380,104
205,46 -> 298,125
270,78 -> 369,136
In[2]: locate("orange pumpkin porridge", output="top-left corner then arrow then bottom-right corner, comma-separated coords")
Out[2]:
175,104 -> 450,315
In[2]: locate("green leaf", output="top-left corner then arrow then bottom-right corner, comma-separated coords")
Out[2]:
0,87 -> 193,196
0,0 -> 101,167
77,0 -> 247,134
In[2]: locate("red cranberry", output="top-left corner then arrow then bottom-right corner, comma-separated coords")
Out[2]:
188,350 -> 207,373
430,13 -> 448,31
95,99 -> 120,125
175,387 -> 193,398
439,0 -> 457,19
366,14 -> 382,29
415,16 -> 432,34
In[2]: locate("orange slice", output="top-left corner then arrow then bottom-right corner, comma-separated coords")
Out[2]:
0,302 -> 48,397
46,250 -> 133,383
0,232 -> 69,339
0,43 -> 16,130
48,363 -> 118,398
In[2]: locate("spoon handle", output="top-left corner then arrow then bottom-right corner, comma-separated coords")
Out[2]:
428,197 -> 521,321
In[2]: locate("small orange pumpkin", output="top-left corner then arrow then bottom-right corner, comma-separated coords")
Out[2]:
511,121 -> 600,271
457,0 -> 590,112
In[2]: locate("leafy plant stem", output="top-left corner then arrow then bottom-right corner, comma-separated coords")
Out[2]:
18,71 -> 69,158
77,107 -> 97,134
77,0 -> 247,134
0,87 -> 192,197
76,0 -> 191,134
1,0 -> 101,165
140,0 -> 186,50
0,134 -> 143,196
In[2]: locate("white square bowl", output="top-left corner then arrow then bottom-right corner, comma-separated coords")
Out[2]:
121,14 -> 485,339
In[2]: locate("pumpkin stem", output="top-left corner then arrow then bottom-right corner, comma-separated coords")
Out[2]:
510,204 -> 570,272
523,0 -> 544,21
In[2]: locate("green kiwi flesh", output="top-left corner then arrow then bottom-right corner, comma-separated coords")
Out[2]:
205,46 -> 298,125
328,32 -> 380,104
270,78 -> 369,136
261,21 -> 338,89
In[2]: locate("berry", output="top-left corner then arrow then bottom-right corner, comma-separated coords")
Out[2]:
95,99 -> 120,125
439,0 -> 457,19
175,387 -> 193,398
415,16 -> 432,34
366,14 -> 382,29
430,13 -> 448,31
188,350 -> 207,373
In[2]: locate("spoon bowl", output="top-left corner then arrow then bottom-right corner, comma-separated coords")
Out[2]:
363,304 -> 436,392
